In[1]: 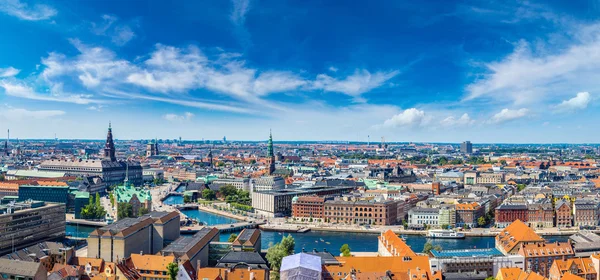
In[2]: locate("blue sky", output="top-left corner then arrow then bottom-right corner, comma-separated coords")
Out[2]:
0,0 -> 599,143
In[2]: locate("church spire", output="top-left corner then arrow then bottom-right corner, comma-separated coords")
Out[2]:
267,129 -> 274,158
267,130 -> 275,175
103,122 -> 116,162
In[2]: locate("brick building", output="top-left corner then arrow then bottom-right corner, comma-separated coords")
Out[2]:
291,196 -> 325,220
555,200 -> 573,228
324,199 -> 398,225
573,201 -> 599,227
495,204 -> 528,228
549,257 -> 596,280
527,201 -> 554,229
456,202 -> 484,228
518,242 -> 574,277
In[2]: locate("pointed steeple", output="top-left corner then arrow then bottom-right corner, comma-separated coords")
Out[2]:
267,130 -> 275,175
103,122 -> 116,161
267,129 -> 274,157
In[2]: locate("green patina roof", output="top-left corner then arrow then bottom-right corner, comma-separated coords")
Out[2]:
74,191 -> 90,199
359,178 -> 389,189
197,175 -> 219,183
114,183 -> 152,203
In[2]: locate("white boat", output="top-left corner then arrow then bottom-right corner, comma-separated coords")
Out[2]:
426,229 -> 465,239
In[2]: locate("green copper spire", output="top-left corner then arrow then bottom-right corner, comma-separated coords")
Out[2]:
267,129 -> 274,157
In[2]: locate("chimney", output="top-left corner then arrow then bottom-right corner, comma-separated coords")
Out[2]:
140,251 -> 143,256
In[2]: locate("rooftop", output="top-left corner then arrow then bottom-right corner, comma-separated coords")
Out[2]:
161,227 -> 218,258
430,248 -> 503,258
0,258 -> 43,277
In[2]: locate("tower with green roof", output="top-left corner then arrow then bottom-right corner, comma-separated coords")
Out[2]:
267,130 -> 275,175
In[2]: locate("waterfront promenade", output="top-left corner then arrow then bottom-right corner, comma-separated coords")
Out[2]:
152,184 -> 583,237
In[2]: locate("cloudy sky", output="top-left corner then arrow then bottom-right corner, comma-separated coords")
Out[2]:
0,0 -> 599,143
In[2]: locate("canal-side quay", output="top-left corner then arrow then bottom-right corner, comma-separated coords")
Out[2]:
155,185 -> 588,238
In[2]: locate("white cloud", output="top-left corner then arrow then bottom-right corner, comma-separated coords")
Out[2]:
16,40 -> 397,114
440,113 -> 475,127
163,112 -> 195,122
0,80 -> 101,104
91,15 -> 136,46
554,91 -> 591,112
87,105 -> 104,111
0,107 -> 64,120
382,108 -> 427,128
0,67 -> 20,77
253,72 -> 307,96
230,0 -> 250,26
42,39 -> 135,88
328,66 -> 338,72
465,24 -> 600,106
489,108 -> 529,124
313,69 -> 399,101
0,0 -> 57,21
112,25 -> 135,46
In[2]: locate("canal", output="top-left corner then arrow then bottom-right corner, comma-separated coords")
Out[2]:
67,207 -> 570,253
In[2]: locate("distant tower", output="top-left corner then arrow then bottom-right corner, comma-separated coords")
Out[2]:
207,147 -> 213,167
103,122 -> 116,161
146,138 -> 159,157
460,141 -> 473,154
3,129 -> 8,156
266,130 -> 275,175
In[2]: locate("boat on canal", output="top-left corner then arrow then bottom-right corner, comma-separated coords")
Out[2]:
426,229 -> 465,239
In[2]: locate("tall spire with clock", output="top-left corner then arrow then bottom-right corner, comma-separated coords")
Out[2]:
103,122 -> 116,162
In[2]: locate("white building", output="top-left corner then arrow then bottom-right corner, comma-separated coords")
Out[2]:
250,176 -> 285,192
407,207 -> 439,227
212,177 -> 251,191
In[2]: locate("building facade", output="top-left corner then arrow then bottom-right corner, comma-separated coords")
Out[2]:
292,195 -> 325,220
87,211 -> 179,262
0,201 -> 65,256
39,124 -> 143,186
456,202 -> 484,228
408,207 -> 440,228
518,242 -> 574,277
573,201 -> 599,227
324,199 -> 398,225
495,204 -> 528,228
555,200 -> 573,228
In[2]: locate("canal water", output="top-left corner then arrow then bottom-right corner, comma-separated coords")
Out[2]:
67,207 -> 570,253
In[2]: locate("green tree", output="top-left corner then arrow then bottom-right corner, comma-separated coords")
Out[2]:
139,207 -> 149,216
166,262 -> 179,280
0,173 -> 5,181
220,184 -> 238,197
183,195 -> 191,203
499,160 -> 507,165
438,157 -> 448,165
80,193 -> 107,220
109,193 -> 115,207
516,184 -> 526,192
478,216 -> 487,227
422,242 -> 442,254
117,202 -> 134,219
484,277 -> 496,280
202,189 -> 216,200
228,233 -> 238,242
266,235 -> 295,280
441,224 -> 449,230
340,244 -> 351,257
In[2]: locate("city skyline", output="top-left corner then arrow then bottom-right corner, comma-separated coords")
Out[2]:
1,0 -> 600,143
